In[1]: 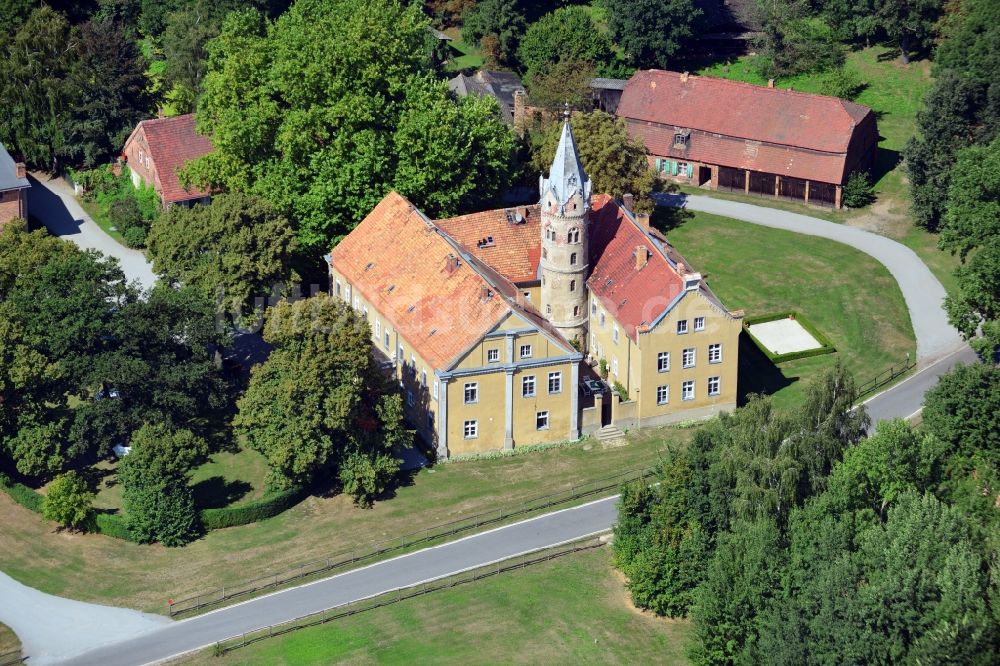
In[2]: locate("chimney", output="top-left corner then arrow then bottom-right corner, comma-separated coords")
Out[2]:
680,71 -> 689,83
677,261 -> 686,274
622,193 -> 634,211
444,254 -> 460,275
767,79 -> 775,88
636,212 -> 650,230
635,245 -> 648,271
15,162 -> 26,179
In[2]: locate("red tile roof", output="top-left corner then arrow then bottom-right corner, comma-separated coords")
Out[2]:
436,205 -> 542,283
127,114 -> 214,204
587,195 -> 686,341
617,70 -> 876,184
330,193 -> 570,370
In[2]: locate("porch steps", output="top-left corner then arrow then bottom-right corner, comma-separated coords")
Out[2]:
595,425 -> 627,447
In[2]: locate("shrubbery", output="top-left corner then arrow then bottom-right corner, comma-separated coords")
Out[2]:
200,486 -> 306,530
70,166 -> 160,246
842,170 -> 875,208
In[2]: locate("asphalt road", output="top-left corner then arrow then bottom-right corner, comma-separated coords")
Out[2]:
59,497 -> 617,665
27,173 -> 157,289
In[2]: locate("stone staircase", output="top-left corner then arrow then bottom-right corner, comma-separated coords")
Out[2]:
595,425 -> 627,447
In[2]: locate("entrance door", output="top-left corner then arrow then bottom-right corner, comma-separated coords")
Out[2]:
698,166 -> 712,186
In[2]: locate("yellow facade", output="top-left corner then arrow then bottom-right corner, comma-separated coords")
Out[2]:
589,283 -> 742,427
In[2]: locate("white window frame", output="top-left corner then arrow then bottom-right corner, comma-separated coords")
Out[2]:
708,343 -> 722,364
694,316 -> 706,331
657,351 -> 670,373
384,331 -> 390,350
683,347 -> 696,368
656,385 -> 669,405
536,411 -> 550,430
433,379 -> 439,401
612,357 -> 619,377
335,279 -> 341,297
677,319 -> 688,334
487,348 -> 500,363
464,420 -> 478,439
613,324 -> 619,343
421,369 -> 427,387
708,376 -> 721,396
682,380 -> 695,401
464,382 -> 478,404
522,375 -> 536,398
520,344 -> 533,359
375,320 -> 381,338
548,371 -> 562,394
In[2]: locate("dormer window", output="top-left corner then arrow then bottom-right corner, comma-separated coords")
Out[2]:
673,129 -> 690,149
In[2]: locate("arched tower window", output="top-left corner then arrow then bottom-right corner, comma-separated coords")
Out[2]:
573,306 -> 580,317
570,252 -> 577,266
568,228 -> 580,243
569,279 -> 576,292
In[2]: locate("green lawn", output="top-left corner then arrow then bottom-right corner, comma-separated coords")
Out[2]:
692,48 -> 960,294
664,211 -> 916,411
0,427 -> 686,613
87,448 -> 270,513
182,547 -> 692,666
443,28 -> 484,72
77,195 -> 126,243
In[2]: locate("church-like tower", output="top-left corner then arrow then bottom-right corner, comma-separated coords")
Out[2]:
539,112 -> 592,350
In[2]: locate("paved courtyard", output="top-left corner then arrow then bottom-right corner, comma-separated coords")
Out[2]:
747,317 -> 823,355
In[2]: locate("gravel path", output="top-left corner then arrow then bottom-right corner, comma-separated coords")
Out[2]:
656,193 -> 965,365
0,571 -> 169,665
27,173 -> 157,290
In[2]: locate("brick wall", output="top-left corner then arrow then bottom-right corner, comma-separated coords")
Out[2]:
0,188 -> 26,229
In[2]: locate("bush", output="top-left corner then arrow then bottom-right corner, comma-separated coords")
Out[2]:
613,381 -> 630,402
122,226 -> 147,248
821,66 -> 865,101
199,485 -> 306,530
842,171 -> 875,208
109,197 -> 144,232
42,471 -> 94,529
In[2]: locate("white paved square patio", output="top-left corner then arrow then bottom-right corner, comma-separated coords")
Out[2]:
748,317 -> 823,355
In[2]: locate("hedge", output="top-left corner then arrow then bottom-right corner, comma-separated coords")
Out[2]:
0,475 -> 44,513
1,473 -> 306,539
743,311 -> 837,364
199,485 -> 307,530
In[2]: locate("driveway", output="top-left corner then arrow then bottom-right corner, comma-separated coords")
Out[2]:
27,173 -> 157,290
656,193 -> 965,365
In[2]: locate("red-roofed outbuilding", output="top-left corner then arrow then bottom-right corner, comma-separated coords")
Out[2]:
616,70 -> 878,208
121,114 -> 214,206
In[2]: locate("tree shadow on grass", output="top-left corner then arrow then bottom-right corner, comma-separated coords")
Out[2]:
651,192 -> 695,233
869,145 -> 902,187
736,332 -> 797,405
191,476 -> 252,510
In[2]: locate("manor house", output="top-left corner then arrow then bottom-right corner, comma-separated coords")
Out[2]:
328,116 -> 743,458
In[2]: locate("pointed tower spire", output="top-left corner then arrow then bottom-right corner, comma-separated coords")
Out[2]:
539,109 -> 592,211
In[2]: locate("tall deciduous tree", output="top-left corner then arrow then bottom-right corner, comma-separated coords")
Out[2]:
875,0 -> 943,64
517,7 -> 612,79
161,4 -> 221,113
118,422 -> 206,546
191,0 -> 514,250
147,192 -> 298,318
605,0 -> 700,70
531,111 -> 656,212
460,0 -> 526,69
42,471 -> 94,529
235,297 -> 407,503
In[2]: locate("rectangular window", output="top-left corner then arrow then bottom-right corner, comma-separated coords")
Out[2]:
520,344 -> 532,359
345,284 -> 351,303
410,354 -> 416,369
353,296 -> 360,310
363,305 -> 368,320
657,351 -> 670,373
522,375 -> 536,397
694,316 -> 706,331
708,376 -> 721,396
548,371 -> 562,394
421,369 -> 427,387
398,344 -> 404,362
464,420 -> 478,439
612,357 -> 619,377
384,331 -> 390,350
433,379 -> 439,401
613,324 -> 619,343
591,302 -> 597,316
657,385 -> 669,405
708,343 -> 722,364
677,319 -> 688,334
682,380 -> 695,401
464,382 -> 478,404
683,347 -> 696,368
600,312 -> 606,327
335,279 -> 341,296
375,320 -> 381,338
536,411 -> 549,430
487,348 -> 500,363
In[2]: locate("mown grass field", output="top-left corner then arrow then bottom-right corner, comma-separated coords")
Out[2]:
693,47 -> 960,294
181,547 -> 692,666
0,427 -> 686,613
665,211 -> 916,411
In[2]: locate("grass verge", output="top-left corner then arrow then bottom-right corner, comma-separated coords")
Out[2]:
0,427 -> 687,613
179,546 -> 692,665
666,211 -> 916,411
